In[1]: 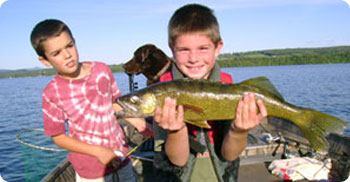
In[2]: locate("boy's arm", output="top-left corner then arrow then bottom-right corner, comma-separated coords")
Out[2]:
154,97 -> 189,167
221,93 -> 267,161
52,134 -> 116,165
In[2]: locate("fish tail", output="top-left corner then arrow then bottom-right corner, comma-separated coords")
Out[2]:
297,109 -> 346,153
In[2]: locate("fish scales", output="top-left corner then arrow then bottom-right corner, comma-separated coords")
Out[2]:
153,79 -> 299,123
156,80 -> 242,121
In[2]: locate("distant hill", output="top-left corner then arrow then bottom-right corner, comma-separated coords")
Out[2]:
0,64 -> 124,79
0,67 -> 44,75
0,68 -> 56,78
26,66 -> 44,71
0,69 -> 11,74
1,45 -> 350,79
217,46 -> 350,67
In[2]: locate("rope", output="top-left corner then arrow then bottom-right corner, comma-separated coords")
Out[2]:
15,128 -> 67,152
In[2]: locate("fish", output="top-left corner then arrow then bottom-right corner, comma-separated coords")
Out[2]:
115,77 -> 346,153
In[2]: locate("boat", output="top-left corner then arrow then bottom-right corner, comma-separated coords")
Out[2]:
40,145 -> 285,182
40,118 -> 350,182
40,117 -> 314,182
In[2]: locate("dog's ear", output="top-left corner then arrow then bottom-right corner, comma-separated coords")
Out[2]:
141,48 -> 151,63
140,44 -> 158,62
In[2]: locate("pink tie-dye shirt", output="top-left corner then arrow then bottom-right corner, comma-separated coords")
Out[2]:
42,61 -> 129,178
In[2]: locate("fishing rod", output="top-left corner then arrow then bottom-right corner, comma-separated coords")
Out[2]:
114,135 -> 153,162
128,74 -> 138,92
126,135 -> 153,158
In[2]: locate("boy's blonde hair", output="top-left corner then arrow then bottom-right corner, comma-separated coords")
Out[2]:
168,4 -> 221,48
30,19 -> 73,58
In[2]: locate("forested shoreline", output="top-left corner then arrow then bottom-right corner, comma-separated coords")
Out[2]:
1,46 -> 350,79
217,46 -> 350,67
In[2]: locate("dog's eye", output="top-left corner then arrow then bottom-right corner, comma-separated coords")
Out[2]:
130,96 -> 140,104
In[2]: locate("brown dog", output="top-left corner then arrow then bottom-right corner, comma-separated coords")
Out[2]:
123,44 -> 173,85
122,44 -> 173,151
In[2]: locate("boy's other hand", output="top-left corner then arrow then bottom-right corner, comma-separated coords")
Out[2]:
232,92 -> 267,132
154,97 -> 185,132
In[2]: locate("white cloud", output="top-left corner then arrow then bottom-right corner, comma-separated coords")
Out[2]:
343,0 -> 350,8
0,0 -> 8,8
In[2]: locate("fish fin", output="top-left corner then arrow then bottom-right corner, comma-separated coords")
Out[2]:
184,119 -> 211,129
295,109 -> 346,154
239,77 -> 284,101
183,104 -> 204,114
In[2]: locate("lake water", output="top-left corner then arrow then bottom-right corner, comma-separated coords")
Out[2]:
1,63 -> 349,182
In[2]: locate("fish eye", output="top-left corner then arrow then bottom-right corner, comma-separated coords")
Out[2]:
130,96 -> 140,104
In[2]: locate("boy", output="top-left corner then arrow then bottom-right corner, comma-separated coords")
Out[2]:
30,19 -> 149,181
153,4 -> 268,182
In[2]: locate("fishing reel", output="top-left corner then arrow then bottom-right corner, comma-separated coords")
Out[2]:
263,132 -> 313,159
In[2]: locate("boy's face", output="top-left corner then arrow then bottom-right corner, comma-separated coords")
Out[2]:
39,31 -> 80,79
171,32 -> 223,79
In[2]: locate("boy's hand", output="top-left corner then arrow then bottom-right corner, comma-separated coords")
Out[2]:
125,117 -> 153,137
95,146 -> 126,167
141,123 -> 153,138
154,97 -> 185,132
110,157 -> 123,169
154,97 -> 189,166
232,92 -> 267,132
95,146 -> 117,165
114,103 -> 153,137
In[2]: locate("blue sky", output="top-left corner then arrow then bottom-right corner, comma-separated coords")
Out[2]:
0,0 -> 349,70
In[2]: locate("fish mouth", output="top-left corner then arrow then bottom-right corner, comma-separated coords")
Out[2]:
114,99 -> 126,118
115,98 -> 140,118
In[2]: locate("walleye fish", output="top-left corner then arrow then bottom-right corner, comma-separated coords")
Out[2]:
115,77 -> 346,153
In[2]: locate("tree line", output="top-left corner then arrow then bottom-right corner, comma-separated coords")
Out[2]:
1,46 -> 350,79
217,52 -> 350,67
